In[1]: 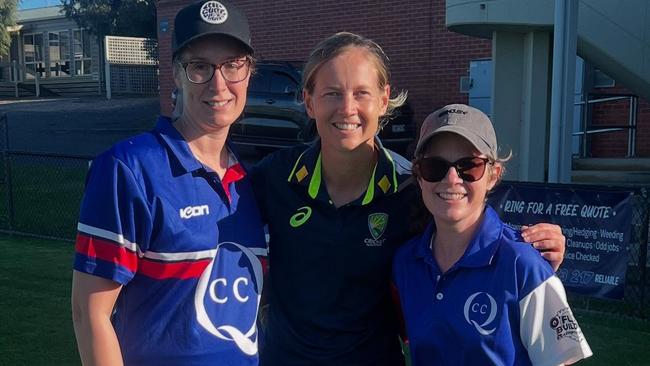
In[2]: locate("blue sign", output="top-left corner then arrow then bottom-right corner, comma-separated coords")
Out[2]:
489,182 -> 634,300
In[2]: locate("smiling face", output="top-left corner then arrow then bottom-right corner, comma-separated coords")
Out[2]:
417,132 -> 501,229
303,47 -> 389,153
173,35 -> 251,131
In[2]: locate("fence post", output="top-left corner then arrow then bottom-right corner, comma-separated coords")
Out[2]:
1,114 -> 14,231
104,36 -> 112,100
11,60 -> 19,98
638,188 -> 649,318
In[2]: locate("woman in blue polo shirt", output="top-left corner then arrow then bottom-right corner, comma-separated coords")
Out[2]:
252,32 -> 568,365
71,1 -> 267,365
392,104 -> 592,365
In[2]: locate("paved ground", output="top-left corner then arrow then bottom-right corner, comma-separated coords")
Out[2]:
0,95 -> 261,162
0,96 -> 161,157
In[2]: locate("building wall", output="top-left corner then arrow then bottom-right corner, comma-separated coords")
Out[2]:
156,0 -> 649,158
10,16 -> 100,81
589,85 -> 650,157
157,0 -> 491,125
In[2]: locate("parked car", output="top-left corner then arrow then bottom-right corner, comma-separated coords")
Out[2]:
230,60 -> 415,157
230,61 -> 313,150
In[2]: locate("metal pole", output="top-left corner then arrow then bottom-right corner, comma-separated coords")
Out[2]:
581,94 -> 589,157
12,60 -> 18,98
628,96 -> 637,157
104,36 -> 112,100
548,0 -> 579,183
2,114 -> 14,231
637,188 -> 649,318
35,64 -> 41,98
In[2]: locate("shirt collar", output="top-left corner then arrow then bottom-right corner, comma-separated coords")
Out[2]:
286,137 -> 407,205
155,116 -> 203,174
414,206 -> 504,269
155,116 -> 241,175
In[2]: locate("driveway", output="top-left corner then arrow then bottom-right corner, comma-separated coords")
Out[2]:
0,96 -> 261,161
0,96 -> 160,157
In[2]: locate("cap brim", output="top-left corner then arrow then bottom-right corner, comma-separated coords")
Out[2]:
416,125 -> 491,157
173,32 -> 254,56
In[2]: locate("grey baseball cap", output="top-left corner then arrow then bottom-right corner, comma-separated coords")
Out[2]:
415,104 -> 498,158
172,0 -> 253,57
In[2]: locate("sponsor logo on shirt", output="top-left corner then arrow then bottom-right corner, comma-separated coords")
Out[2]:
195,242 -> 263,356
549,307 -> 584,342
180,205 -> 210,219
364,213 -> 388,246
289,206 -> 312,228
463,292 -> 498,335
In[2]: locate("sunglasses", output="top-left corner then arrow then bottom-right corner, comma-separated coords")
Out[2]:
416,156 -> 492,183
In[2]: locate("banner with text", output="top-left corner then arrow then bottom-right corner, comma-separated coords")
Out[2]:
489,182 -> 634,300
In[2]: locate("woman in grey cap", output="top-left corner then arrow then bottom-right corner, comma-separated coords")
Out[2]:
251,33 -> 567,365
392,104 -> 592,365
71,1 -> 267,365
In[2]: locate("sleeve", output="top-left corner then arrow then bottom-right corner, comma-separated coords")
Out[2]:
519,275 -> 593,366
73,152 -> 153,285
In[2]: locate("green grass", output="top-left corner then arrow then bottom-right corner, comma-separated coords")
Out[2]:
0,158 -> 87,240
576,311 -> 650,366
0,235 -> 648,365
0,235 -> 79,365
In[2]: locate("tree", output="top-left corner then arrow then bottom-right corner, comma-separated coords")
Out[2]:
61,0 -> 157,39
0,0 -> 18,58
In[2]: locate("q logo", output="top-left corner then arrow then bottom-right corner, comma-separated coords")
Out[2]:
195,242 -> 263,356
289,206 -> 312,228
463,292 -> 498,335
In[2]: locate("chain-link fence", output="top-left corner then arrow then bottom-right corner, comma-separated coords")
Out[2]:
568,188 -> 650,319
0,112 -> 91,242
1,110 -> 649,318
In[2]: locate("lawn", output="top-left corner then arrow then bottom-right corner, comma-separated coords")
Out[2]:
0,156 -> 88,240
0,236 -> 79,365
0,235 -> 648,365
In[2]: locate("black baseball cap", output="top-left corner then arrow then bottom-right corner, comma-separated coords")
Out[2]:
172,0 -> 254,57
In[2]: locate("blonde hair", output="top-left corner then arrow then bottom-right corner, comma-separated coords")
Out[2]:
302,32 -> 407,128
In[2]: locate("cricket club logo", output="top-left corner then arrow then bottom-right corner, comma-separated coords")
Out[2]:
365,213 -> 388,246
195,242 -> 263,355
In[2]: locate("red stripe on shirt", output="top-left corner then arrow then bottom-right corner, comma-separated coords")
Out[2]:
138,257 -> 211,279
75,233 -> 138,273
222,163 -> 246,202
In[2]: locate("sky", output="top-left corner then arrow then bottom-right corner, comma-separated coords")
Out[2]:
18,0 -> 62,10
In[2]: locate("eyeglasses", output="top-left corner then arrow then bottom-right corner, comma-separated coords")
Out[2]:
179,57 -> 252,84
416,156 -> 492,183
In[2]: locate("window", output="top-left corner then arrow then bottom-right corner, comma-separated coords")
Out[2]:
270,72 -> 298,94
73,29 -> 92,75
249,69 -> 271,93
23,33 -> 45,80
49,31 -> 72,77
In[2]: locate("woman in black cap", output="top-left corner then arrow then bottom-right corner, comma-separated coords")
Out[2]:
71,1 -> 267,365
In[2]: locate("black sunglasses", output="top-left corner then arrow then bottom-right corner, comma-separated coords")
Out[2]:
416,156 -> 492,183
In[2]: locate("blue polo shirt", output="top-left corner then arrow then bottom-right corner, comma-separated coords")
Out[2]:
74,116 -> 267,366
251,139 -> 416,365
392,206 -> 592,366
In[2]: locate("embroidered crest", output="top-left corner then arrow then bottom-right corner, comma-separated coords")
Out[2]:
200,1 -> 228,24
368,213 -> 388,240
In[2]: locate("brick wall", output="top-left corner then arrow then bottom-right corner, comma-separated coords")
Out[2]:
156,0 -> 649,158
588,84 -> 650,157
157,0 -> 491,126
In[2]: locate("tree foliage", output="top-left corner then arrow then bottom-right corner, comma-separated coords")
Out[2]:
0,0 -> 18,58
61,0 -> 157,39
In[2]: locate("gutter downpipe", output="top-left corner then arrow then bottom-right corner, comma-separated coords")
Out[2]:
548,0 -> 578,183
